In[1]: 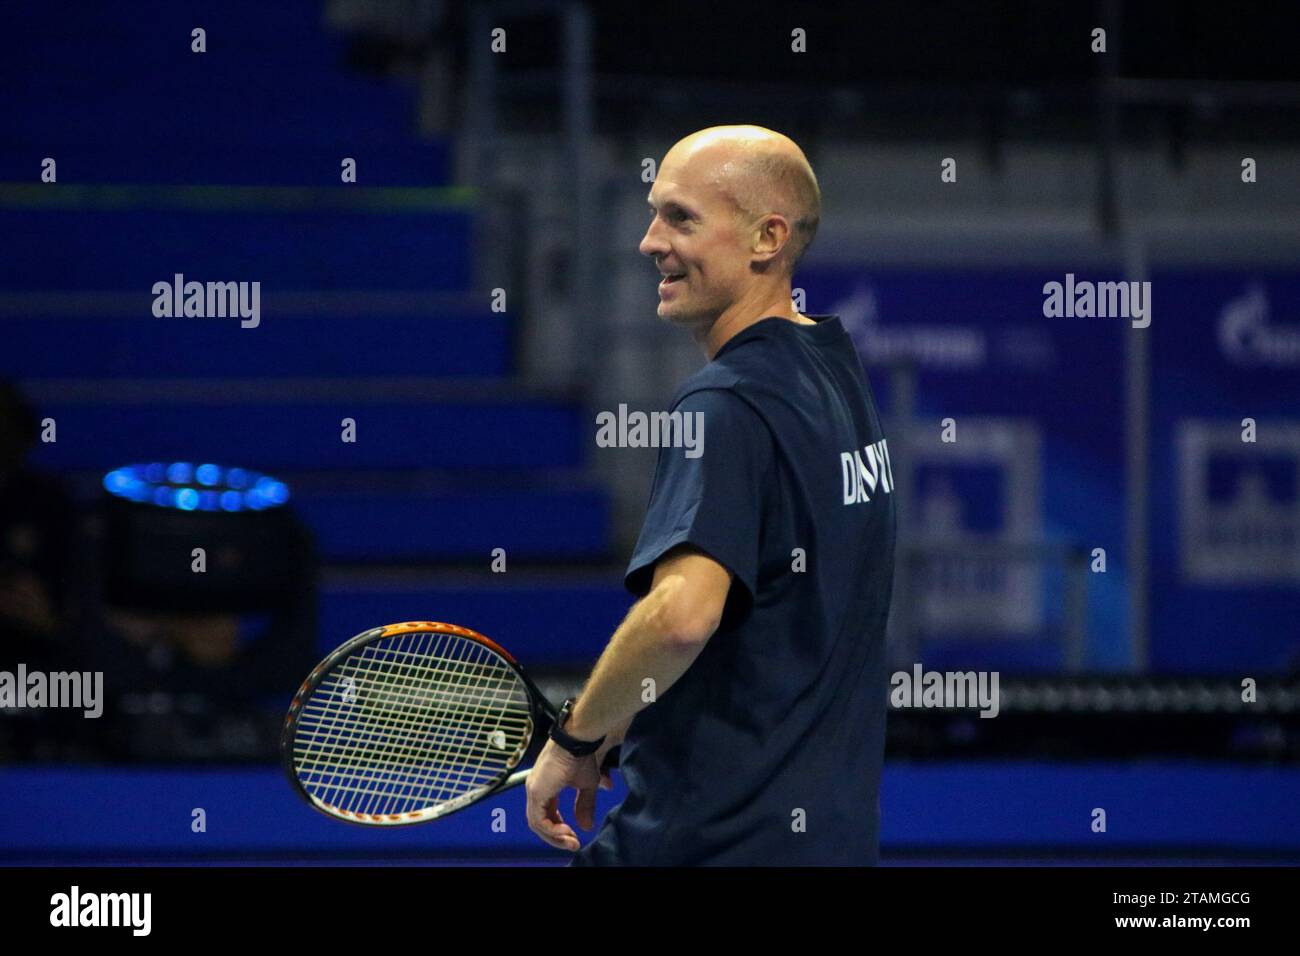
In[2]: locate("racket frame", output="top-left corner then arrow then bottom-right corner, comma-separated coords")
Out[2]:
281,621 -> 559,826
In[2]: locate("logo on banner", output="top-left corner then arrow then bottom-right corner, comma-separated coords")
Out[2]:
833,283 -> 987,369
910,420 -> 1043,635
1178,420 -> 1300,584
1218,282 -> 1300,367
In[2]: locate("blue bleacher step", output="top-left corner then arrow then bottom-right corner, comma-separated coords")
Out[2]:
288,474 -> 612,563
2,299 -> 509,379
1,2 -> 419,147
25,382 -> 590,472
318,567 -> 634,666
0,206 -> 474,292
0,141 -> 454,187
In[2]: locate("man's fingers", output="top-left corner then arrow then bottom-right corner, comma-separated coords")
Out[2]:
525,782 -> 554,836
541,801 -> 581,850
525,789 -> 543,834
524,744 -> 600,851
541,821 -> 580,851
530,795 -> 580,851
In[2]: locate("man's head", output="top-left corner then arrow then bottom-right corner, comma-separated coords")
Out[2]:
640,125 -> 820,334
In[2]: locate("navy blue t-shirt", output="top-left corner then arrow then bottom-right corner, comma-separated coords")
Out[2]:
572,314 -> 897,866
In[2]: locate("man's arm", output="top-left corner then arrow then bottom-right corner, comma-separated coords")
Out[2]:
564,544 -> 732,743
527,387 -> 767,850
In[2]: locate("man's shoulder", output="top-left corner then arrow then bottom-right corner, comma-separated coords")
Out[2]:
668,334 -> 784,409
667,361 -> 743,410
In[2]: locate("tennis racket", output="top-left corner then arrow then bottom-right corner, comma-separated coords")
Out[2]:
282,620 -> 616,826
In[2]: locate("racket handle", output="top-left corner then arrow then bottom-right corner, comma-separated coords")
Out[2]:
503,769 -> 530,790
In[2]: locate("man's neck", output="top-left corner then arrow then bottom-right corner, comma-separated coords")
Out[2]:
698,290 -> 809,359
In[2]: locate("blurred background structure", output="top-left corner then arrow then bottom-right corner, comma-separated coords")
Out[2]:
0,0 -> 1297,863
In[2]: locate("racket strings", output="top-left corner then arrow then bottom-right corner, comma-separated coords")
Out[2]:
360,635 -> 522,812
296,659 -> 529,748
305,633 -> 525,813
298,635 -> 526,815
291,630 -> 533,817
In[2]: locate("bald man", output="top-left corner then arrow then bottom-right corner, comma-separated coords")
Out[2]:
526,126 -> 897,865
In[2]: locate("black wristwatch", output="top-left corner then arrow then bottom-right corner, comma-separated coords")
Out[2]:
549,697 -> 606,757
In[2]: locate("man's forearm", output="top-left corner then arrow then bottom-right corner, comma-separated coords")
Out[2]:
564,580 -> 709,741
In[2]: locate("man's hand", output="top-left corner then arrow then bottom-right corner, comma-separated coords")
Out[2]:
526,739 -> 611,851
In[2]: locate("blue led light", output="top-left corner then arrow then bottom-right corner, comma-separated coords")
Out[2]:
103,462 -> 290,512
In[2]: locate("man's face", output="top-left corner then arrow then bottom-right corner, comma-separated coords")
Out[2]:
639,154 -> 752,330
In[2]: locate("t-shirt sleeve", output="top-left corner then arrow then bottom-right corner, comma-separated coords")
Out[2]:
624,388 -> 773,612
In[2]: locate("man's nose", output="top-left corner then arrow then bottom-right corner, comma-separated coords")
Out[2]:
639,221 -> 667,258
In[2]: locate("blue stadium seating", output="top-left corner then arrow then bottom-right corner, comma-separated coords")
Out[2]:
0,142 -> 453,186
1,1 -> 420,148
297,485 -> 612,563
2,0 -> 618,641
28,398 -> 587,471
3,312 -> 510,378
318,574 -> 632,664
1,209 -> 474,291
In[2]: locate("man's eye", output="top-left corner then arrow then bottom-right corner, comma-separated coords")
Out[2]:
649,208 -> 687,223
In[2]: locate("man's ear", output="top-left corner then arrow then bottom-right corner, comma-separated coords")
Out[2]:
751,214 -> 792,267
